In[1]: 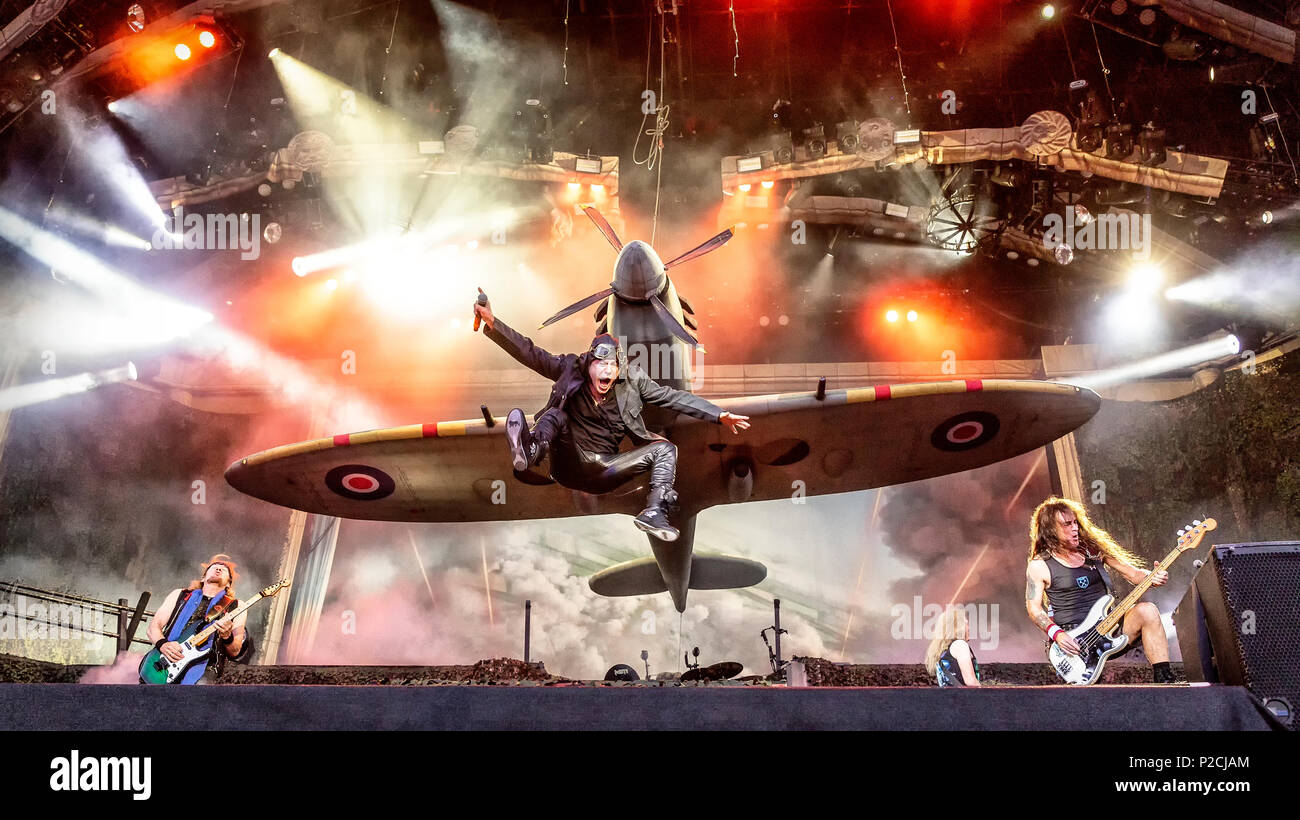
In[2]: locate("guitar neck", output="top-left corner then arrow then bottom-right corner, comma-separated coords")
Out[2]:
1097,545 -> 1183,634
191,592 -> 263,646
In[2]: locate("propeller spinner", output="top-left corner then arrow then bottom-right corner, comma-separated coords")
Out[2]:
537,207 -> 733,347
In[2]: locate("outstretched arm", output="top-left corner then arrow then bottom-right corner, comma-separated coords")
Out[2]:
474,289 -> 566,382
638,375 -> 750,433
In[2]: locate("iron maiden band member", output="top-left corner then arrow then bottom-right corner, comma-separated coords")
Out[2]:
1025,497 -> 1175,683
925,607 -> 982,687
473,290 -> 750,541
146,554 -> 254,684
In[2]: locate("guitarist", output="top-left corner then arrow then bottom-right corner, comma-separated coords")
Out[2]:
1024,497 -> 1175,684
145,554 -> 254,683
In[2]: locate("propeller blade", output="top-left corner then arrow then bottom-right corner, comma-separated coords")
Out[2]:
539,288 -> 615,329
582,206 -> 624,252
650,294 -> 699,347
663,227 -> 734,269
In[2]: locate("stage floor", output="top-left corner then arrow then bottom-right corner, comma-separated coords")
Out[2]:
0,682 -> 1281,730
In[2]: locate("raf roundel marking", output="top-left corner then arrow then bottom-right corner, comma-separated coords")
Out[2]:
931,411 -> 1000,452
325,464 -> 396,501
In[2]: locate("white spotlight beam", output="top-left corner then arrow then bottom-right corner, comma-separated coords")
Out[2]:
0,206 -> 213,346
0,362 -> 137,412
1060,335 -> 1241,391
290,209 -> 528,278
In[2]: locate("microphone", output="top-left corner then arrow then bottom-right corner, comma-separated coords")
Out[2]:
473,289 -> 488,331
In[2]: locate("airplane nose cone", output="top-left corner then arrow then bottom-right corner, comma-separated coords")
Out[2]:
613,240 -> 666,301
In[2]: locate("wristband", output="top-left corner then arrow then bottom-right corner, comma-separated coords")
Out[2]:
154,638 -> 168,651
1046,624 -> 1063,642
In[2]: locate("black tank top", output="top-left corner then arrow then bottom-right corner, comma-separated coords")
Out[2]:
936,640 -> 979,687
1044,554 -> 1107,627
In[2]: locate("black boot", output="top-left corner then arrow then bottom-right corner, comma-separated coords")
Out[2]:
506,408 -> 544,471
1152,662 -> 1179,684
634,487 -> 679,541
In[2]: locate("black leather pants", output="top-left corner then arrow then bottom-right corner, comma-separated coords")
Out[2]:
534,408 -> 677,494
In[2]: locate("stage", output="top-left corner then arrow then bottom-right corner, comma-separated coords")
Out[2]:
0,680 -> 1280,731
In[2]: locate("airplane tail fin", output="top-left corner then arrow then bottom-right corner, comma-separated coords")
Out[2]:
588,554 -> 767,598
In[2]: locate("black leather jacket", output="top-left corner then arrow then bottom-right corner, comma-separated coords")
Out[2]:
485,318 -> 724,445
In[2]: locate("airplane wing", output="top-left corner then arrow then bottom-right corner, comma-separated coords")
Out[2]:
224,420 -> 646,523
225,379 -> 1097,522
667,378 -> 1098,510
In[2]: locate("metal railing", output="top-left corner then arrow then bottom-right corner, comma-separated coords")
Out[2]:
0,581 -> 152,653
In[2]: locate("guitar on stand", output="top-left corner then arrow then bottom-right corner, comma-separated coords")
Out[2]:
138,579 -> 289,684
1047,518 -> 1216,685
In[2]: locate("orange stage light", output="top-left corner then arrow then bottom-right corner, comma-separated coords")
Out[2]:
198,30 -> 216,48
885,309 -> 899,323
760,180 -> 774,189
739,183 -> 751,192
174,43 -> 191,60
906,309 -> 918,322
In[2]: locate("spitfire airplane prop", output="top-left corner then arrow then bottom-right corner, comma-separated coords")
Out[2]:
226,208 -> 1100,611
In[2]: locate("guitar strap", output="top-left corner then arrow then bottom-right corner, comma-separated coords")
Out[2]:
164,588 -> 229,643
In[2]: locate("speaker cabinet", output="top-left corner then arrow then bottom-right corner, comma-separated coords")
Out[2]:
1175,542 -> 1300,728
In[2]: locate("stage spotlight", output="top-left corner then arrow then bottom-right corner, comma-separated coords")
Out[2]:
804,125 -> 827,160
906,310 -> 918,322
1054,243 -> 1074,265
1041,4 -> 1056,20
175,44 -> 191,61
1139,125 -> 1167,166
1110,0 -> 1128,13
268,47 -> 281,59
465,239 -> 479,250
886,309 -> 899,323
567,181 -> 581,192
1104,123 -> 1134,159
199,30 -> 216,48
836,120 -> 860,151
1261,210 -> 1274,224
263,222 -> 282,244
127,3 -> 146,33
761,180 -> 775,189
771,132 -> 795,164
590,184 -> 605,195
739,183 -> 752,192
1074,204 -> 1092,226
1128,262 -> 1163,293
1138,8 -> 1156,25
325,278 -> 339,291
106,99 -> 120,114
